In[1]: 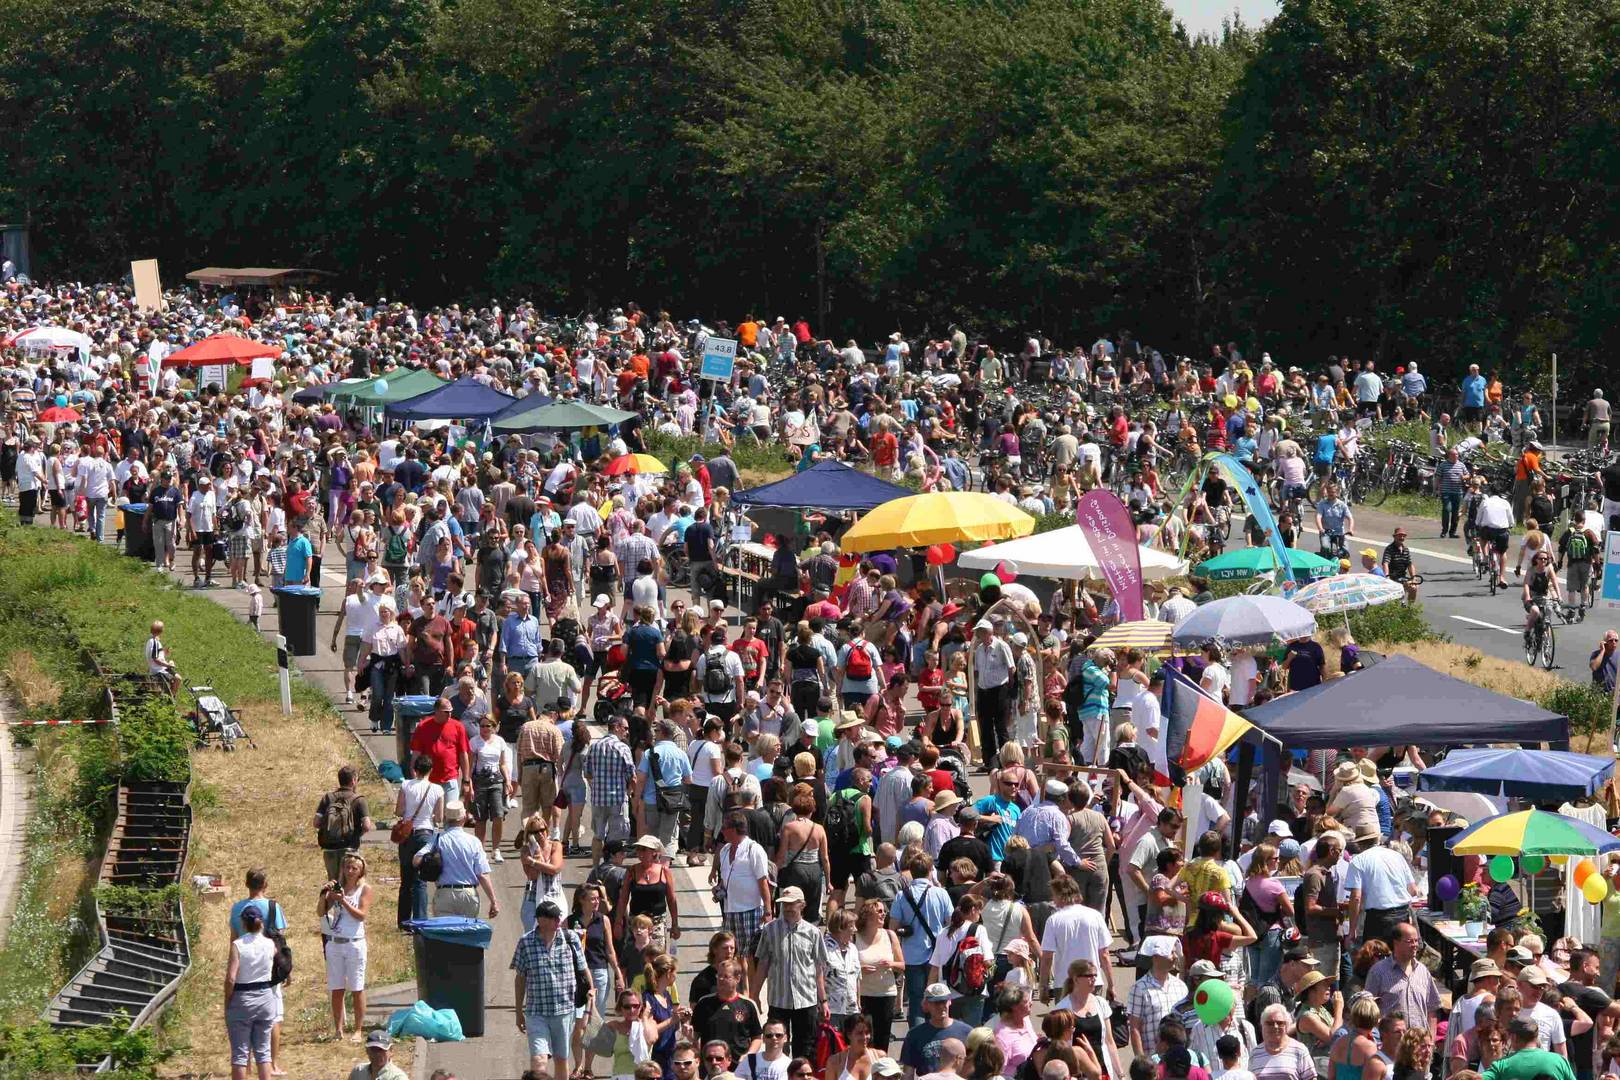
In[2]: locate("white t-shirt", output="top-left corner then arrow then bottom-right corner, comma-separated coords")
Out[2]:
399,777 -> 444,831
17,450 -> 44,492
736,1052 -> 791,1080
1518,1001 -> 1565,1052
1228,653 -> 1258,707
716,837 -> 771,914
188,489 -> 217,531
471,732 -> 512,777
927,920 -> 995,973
1201,661 -> 1232,703
688,738 -> 725,786
342,594 -> 375,639
1038,903 -> 1111,983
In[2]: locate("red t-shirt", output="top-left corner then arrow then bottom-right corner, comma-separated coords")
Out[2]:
731,637 -> 768,683
1182,929 -> 1233,968
872,431 -> 899,467
410,716 -> 470,783
916,666 -> 945,710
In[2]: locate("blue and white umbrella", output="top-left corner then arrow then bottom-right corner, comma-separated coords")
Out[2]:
1170,594 -> 1317,648
1291,573 -> 1406,615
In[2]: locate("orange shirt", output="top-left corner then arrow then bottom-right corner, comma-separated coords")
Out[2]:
628,353 -> 650,379
737,321 -> 759,348
1516,450 -> 1542,481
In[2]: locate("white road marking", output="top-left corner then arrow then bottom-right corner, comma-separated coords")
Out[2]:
1449,614 -> 1521,635
1299,524 -> 1472,566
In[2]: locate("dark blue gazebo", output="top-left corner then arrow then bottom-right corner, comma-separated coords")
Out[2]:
384,376 -> 517,422
732,459 -> 914,513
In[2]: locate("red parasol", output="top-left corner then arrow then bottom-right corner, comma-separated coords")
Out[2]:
162,334 -> 283,368
37,405 -> 83,422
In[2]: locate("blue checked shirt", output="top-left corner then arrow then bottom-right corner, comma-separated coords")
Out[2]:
500,613 -> 542,660
510,926 -> 588,1017
584,734 -> 634,807
1012,800 -> 1081,868
614,532 -> 659,578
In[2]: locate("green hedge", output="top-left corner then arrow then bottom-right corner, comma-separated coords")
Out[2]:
0,1020 -> 170,1078
1347,600 -> 1448,646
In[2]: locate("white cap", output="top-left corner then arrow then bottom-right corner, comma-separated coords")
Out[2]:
593,594 -> 611,608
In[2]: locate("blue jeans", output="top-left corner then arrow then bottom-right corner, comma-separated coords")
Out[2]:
398,829 -> 433,928
87,497 -> 107,540
904,963 -> 931,1026
1248,927 -> 1284,990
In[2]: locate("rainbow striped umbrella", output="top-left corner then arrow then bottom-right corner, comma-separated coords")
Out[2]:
1091,620 -> 1175,656
1448,809 -> 1620,857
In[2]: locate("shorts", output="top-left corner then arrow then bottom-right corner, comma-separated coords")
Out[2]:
592,802 -> 631,844
229,534 -> 251,561
1481,526 -> 1510,554
1569,561 -> 1593,597
1460,405 -> 1484,424
1311,461 -> 1331,478
473,770 -> 509,823
195,529 -> 216,550
324,938 -> 368,991
48,490 -> 66,509
526,1010 -> 572,1061
724,907 -> 765,955
343,636 -> 364,668
829,850 -> 872,891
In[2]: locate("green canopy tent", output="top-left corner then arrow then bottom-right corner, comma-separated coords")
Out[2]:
330,369 -> 447,409
492,399 -> 637,434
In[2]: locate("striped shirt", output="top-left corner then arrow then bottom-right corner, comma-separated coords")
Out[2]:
614,532 -> 659,579
583,734 -> 634,806
1436,459 -> 1469,495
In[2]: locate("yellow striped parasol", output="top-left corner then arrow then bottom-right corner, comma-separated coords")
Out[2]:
1090,620 -> 1175,656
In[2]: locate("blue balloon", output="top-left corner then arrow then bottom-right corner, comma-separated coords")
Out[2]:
54,395 -> 67,407
372,378 -> 389,396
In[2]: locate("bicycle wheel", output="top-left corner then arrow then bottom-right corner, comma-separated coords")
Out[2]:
1213,513 -> 1231,544
1541,624 -> 1557,670
1366,471 -> 1391,507
1525,626 -> 1540,666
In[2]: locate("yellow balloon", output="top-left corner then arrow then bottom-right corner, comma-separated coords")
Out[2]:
1550,854 -> 1570,866
1583,874 -> 1610,904
1245,397 -> 1261,412
1223,394 -> 1239,409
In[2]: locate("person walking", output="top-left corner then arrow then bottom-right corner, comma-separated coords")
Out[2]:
224,905 -> 280,1080
513,899 -> 595,1080
394,753 -> 443,929
585,714 -> 636,862
415,801 -> 500,918
314,766 -> 374,882
318,851 -> 374,1042
750,887 -> 830,1060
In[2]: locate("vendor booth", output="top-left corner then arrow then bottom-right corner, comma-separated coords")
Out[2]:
383,375 -> 517,423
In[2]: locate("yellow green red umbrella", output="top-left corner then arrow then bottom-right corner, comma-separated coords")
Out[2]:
602,453 -> 668,476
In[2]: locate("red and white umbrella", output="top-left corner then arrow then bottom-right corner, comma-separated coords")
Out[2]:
3,325 -> 93,353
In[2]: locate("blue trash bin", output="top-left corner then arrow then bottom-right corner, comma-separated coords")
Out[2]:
394,695 -> 440,772
273,584 -> 323,655
404,917 -> 492,1037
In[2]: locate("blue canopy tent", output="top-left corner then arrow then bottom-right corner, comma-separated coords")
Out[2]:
732,459 -> 914,512
1419,747 -> 1613,802
1230,654 -> 1570,854
384,376 -> 517,422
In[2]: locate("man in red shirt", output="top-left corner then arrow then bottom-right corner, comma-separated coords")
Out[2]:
409,696 -> 472,801
870,425 -> 899,473
804,590 -> 842,623
730,619 -> 769,694
690,455 -> 713,505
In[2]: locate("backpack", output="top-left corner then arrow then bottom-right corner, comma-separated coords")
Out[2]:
224,499 -> 248,532
1569,529 -> 1593,561
943,923 -> 989,995
263,900 -> 294,985
384,526 -> 411,566
844,640 -> 873,680
825,790 -> 861,854
703,646 -> 733,697
318,790 -> 358,849
812,1022 -> 846,1078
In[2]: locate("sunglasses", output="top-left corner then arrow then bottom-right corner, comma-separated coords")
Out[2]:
674,1061 -> 699,1068
764,1032 -> 786,1039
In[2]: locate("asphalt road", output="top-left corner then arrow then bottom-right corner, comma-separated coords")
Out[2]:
1301,503 -> 1615,676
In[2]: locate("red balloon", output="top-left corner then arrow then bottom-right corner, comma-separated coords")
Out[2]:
926,543 -> 957,566
995,561 -> 1017,584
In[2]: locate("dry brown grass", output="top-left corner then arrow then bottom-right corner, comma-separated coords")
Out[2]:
1370,639 -> 1566,699
4,651 -> 61,711
739,465 -> 793,488
163,702 -> 414,1078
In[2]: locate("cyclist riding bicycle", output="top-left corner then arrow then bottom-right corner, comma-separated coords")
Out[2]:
1473,489 -> 1515,589
1311,428 -> 1340,482
1313,481 -> 1355,558
1522,550 -> 1562,641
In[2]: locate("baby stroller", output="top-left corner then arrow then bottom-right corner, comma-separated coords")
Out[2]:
186,685 -> 253,751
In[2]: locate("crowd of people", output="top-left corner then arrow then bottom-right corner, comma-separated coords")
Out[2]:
3,278 -> 1619,1080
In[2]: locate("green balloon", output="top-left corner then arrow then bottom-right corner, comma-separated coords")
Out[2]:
1522,855 -> 1547,875
1193,978 -> 1235,1026
980,573 -> 1001,590
1489,855 -> 1516,883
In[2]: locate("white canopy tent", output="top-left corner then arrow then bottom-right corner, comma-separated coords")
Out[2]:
2,325 -> 93,353
957,525 -> 1187,581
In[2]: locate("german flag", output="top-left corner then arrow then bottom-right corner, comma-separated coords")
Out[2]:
1163,665 -> 1254,773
